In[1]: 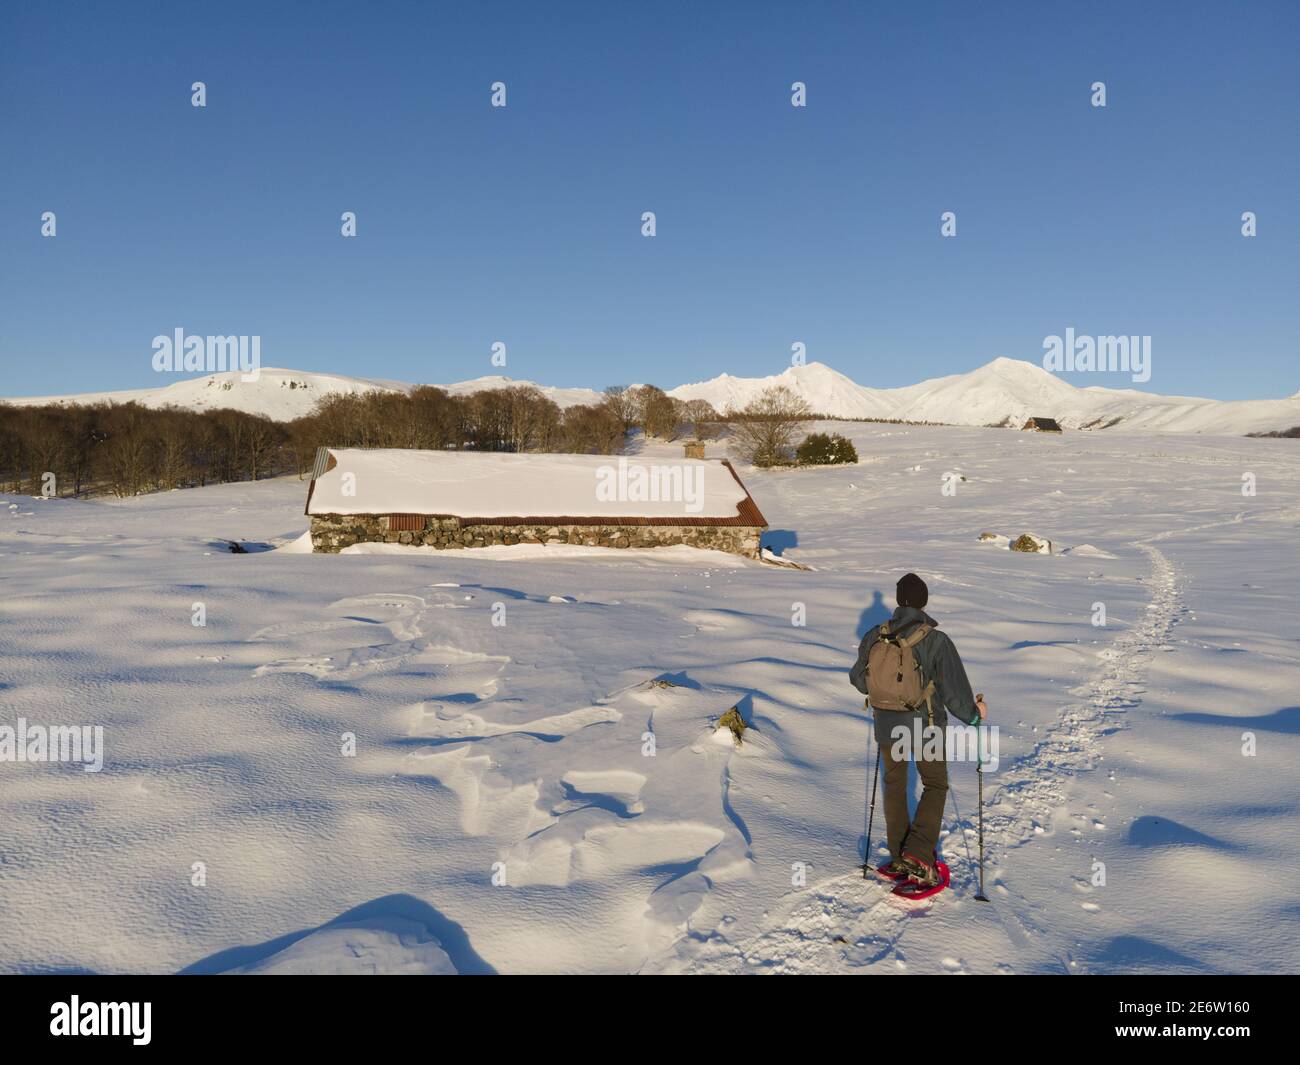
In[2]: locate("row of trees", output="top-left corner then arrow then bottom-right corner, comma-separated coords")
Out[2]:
291,385 -> 628,464
599,385 -> 723,441
287,383 -> 733,467
0,380 -> 832,498
0,403 -> 290,498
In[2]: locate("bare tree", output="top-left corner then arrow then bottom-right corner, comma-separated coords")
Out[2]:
726,385 -> 812,467
502,386 -> 561,453
286,416 -> 319,478
64,405 -> 103,496
600,386 -> 636,432
0,405 -> 21,492
155,410 -> 192,489
244,418 -> 282,480
407,386 -> 458,449
561,403 -> 626,454
102,405 -> 155,496
629,385 -> 680,440
680,398 -> 721,441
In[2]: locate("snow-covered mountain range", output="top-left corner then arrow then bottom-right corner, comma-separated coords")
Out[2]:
0,367 -> 605,423
4,358 -> 1298,436
669,358 -> 1300,436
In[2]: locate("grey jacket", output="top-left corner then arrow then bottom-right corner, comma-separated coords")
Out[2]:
849,606 -> 980,725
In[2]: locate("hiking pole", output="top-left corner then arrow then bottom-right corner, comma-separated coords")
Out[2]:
863,710 -> 880,879
974,694 -> 989,902
946,774 -> 978,889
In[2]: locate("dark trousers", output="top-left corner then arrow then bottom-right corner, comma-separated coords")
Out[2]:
873,707 -> 949,864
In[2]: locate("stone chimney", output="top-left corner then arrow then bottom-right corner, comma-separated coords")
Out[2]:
684,440 -> 705,459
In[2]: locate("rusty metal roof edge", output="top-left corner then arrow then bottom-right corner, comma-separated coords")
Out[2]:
719,458 -> 769,527
304,447 -> 337,515
309,513 -> 766,529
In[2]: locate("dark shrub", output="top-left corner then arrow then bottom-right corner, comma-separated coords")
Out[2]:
796,432 -> 858,466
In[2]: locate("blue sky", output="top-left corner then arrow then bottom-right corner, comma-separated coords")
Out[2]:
1,0 -> 1296,400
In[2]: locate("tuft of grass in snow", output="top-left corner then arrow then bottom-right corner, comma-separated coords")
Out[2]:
1010,533 -> 1052,554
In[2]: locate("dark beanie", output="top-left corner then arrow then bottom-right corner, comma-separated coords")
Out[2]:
896,572 -> 928,609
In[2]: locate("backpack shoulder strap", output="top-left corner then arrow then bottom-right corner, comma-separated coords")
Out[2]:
899,623 -> 933,649
901,624 -> 938,724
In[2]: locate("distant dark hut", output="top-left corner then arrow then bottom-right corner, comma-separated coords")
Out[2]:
1022,417 -> 1063,433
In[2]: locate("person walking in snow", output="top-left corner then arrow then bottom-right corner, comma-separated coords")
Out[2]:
850,573 -> 987,890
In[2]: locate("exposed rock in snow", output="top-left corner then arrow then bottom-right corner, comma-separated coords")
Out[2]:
1010,533 -> 1053,554
714,706 -> 748,744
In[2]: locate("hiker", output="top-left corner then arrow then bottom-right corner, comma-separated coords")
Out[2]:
849,573 -> 987,889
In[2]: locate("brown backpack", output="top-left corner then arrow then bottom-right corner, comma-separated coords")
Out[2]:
865,621 -> 936,719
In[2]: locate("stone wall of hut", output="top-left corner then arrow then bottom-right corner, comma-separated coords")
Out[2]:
309,514 -> 762,558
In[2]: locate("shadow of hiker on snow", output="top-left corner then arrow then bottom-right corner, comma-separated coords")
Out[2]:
856,590 -> 891,641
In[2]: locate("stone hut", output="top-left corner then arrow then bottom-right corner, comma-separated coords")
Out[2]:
304,448 -> 768,558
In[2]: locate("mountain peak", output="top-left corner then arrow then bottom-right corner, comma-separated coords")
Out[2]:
449,374 -> 517,387
785,361 -> 850,380
977,356 -> 1052,377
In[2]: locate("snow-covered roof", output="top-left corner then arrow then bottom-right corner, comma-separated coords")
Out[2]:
305,448 -> 767,526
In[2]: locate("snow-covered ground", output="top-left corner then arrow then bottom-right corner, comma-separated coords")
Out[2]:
1,424 -> 1297,974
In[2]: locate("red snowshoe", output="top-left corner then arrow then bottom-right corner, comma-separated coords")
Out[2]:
874,860 -> 909,882
891,858 -> 950,901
